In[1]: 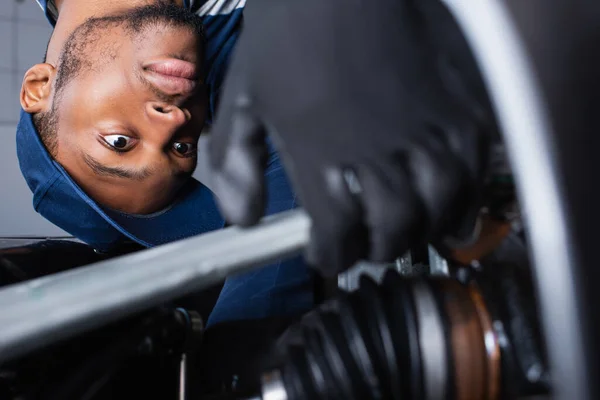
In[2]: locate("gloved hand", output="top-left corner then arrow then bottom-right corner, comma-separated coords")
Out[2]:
209,0 -> 496,276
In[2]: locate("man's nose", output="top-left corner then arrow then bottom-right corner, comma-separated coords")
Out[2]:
146,102 -> 190,132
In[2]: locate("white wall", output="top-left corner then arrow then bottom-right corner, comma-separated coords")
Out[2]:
0,1 -> 67,236
0,126 -> 69,236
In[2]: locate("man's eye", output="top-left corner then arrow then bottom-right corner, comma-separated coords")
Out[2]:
172,142 -> 197,157
102,134 -> 136,151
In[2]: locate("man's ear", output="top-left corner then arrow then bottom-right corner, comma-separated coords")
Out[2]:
20,63 -> 56,113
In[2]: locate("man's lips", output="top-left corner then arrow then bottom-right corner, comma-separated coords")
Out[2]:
143,59 -> 199,96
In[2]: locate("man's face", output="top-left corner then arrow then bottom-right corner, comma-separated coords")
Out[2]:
25,4 -> 208,215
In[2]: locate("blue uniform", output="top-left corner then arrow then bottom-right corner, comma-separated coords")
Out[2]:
34,0 -> 314,326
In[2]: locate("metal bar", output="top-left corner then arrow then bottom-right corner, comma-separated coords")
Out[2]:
428,246 -> 449,276
179,353 -> 187,400
0,209 -> 311,363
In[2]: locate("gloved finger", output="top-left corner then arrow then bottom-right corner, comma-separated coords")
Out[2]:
406,128 -> 467,239
354,156 -> 422,263
300,165 -> 367,277
209,96 -> 268,226
208,25 -> 253,170
417,0 -> 497,135
441,118 -> 491,244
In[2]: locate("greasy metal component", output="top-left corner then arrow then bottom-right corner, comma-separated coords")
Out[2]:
174,309 -> 204,351
394,252 -> 414,274
188,311 -> 204,340
474,260 -> 550,397
412,281 -> 447,400
428,246 -> 450,276
272,270 -> 513,400
338,262 -> 389,292
441,0 -> 589,398
174,309 -> 204,400
0,209 -> 310,363
338,252 -> 428,292
179,353 -> 188,400
396,253 -> 430,276
0,306 -> 198,399
437,280 -> 486,400
450,216 -> 512,264
261,370 -> 288,400
468,282 -> 501,400
433,279 -> 499,400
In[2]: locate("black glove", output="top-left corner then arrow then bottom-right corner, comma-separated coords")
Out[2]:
209,0 -> 496,276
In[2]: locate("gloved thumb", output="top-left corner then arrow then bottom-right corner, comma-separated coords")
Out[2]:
209,95 -> 268,226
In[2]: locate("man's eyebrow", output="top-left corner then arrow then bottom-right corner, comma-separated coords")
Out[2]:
82,152 -> 152,181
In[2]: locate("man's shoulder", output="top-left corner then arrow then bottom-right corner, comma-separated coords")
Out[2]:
191,0 -> 246,16
34,0 -> 246,26
35,0 -> 58,26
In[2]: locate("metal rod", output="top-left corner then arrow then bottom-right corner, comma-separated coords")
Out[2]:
0,209 -> 311,363
179,353 -> 187,400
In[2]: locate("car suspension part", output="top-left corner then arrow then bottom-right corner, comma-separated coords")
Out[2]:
260,261 -> 549,400
0,306 -> 203,400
